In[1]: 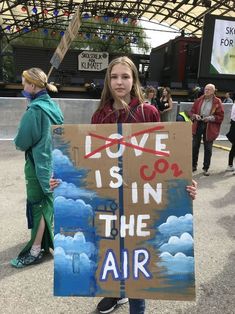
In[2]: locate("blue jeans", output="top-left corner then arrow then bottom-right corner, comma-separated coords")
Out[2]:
129,298 -> 145,314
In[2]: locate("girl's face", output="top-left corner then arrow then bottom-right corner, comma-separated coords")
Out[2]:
148,91 -> 155,99
163,89 -> 168,96
110,63 -> 133,103
22,77 -> 35,94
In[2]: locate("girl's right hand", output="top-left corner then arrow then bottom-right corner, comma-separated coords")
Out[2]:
50,178 -> 61,191
186,180 -> 197,200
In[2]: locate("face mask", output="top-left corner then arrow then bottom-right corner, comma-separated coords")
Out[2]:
22,89 -> 47,100
21,90 -> 34,100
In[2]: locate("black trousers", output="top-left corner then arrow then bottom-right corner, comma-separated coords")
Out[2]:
193,122 -> 213,171
228,143 -> 235,166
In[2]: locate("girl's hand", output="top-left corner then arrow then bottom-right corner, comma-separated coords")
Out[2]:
50,178 -> 61,191
186,179 -> 197,200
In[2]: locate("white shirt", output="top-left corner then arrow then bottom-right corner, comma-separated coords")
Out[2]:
231,103 -> 235,121
200,98 -> 213,117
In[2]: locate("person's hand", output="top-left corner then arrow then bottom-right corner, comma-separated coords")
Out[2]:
50,178 -> 61,191
192,114 -> 201,121
202,117 -> 209,122
186,179 -> 197,200
202,115 -> 214,123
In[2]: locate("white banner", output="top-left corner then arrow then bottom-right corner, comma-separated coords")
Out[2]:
210,18 -> 235,75
78,51 -> 109,71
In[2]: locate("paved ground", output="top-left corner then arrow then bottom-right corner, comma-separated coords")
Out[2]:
0,140 -> 234,314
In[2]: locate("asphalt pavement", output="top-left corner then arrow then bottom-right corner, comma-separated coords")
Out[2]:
0,140 -> 234,314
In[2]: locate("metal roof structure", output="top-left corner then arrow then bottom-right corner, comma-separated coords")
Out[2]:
0,0 -> 235,42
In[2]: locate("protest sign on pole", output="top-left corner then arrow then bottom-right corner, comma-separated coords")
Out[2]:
52,122 -> 195,301
48,8 -> 81,77
78,51 -> 109,71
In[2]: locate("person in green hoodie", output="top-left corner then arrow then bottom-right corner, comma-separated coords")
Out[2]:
10,67 -> 64,268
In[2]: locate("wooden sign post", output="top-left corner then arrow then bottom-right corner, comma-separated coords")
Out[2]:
48,8 -> 81,78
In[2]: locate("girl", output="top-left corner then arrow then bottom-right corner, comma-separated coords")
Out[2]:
50,56 -> 197,314
11,68 -> 64,268
91,57 -> 196,314
158,87 -> 173,121
144,85 -> 158,108
91,57 -> 160,124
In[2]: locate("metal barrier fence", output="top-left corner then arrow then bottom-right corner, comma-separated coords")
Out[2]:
0,97 -> 232,139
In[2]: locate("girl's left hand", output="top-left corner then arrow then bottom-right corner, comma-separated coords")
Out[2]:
186,180 -> 197,200
50,178 -> 61,191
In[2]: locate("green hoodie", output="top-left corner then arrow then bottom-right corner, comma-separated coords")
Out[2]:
14,93 -> 64,194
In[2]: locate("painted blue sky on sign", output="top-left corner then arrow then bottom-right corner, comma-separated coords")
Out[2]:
52,123 -> 195,299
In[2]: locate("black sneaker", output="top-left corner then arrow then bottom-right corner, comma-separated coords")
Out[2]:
97,297 -> 128,313
203,170 -> 210,176
10,251 -> 44,268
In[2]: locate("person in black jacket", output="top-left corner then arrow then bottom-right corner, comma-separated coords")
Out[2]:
226,102 -> 235,173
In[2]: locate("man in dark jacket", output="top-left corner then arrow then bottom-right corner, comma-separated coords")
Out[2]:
189,84 -> 224,176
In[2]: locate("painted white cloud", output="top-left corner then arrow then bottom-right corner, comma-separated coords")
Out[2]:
54,247 -> 73,273
54,196 -> 94,219
52,149 -> 73,167
54,181 -> 96,199
159,232 -> 194,254
54,232 -> 96,274
158,214 -> 193,236
54,232 -> 96,257
158,252 -> 194,275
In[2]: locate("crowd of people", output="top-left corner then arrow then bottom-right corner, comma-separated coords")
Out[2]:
10,56 -> 235,314
143,85 -> 173,121
142,84 -> 234,176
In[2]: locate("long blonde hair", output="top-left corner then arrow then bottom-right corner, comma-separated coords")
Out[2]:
22,67 -> 58,92
96,56 -> 144,112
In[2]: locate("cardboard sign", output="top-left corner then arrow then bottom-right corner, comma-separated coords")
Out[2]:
50,8 -> 81,69
78,51 -> 109,71
52,122 -> 195,300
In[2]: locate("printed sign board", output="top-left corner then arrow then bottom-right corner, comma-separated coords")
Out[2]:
210,18 -> 235,75
52,122 -> 195,300
78,51 -> 109,71
50,8 -> 81,69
